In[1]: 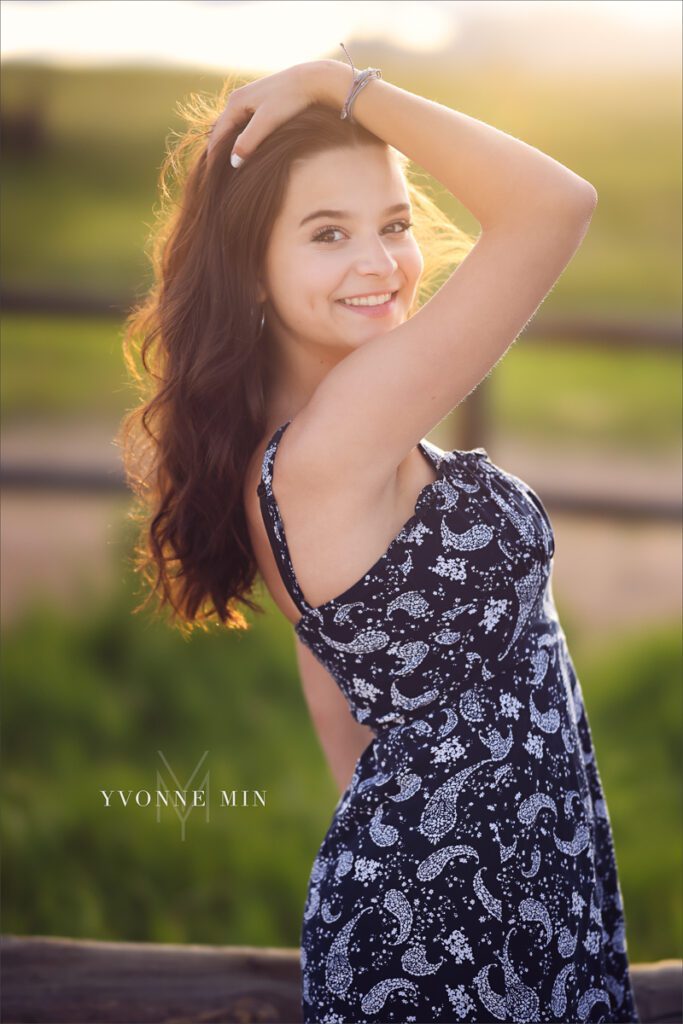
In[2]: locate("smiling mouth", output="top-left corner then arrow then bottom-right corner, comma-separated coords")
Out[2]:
336,290 -> 399,308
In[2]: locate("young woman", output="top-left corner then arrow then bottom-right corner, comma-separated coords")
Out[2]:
118,52 -> 640,1024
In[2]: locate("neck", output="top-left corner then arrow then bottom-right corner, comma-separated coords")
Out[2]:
265,327 -> 351,427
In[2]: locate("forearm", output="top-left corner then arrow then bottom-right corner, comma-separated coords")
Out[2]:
323,723 -> 375,797
295,635 -> 376,796
308,698 -> 375,796
315,59 -> 596,230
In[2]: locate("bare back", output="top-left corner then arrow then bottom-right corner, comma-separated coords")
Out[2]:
244,419 -> 439,627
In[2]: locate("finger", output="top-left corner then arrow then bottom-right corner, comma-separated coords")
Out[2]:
230,102 -> 282,167
207,90 -> 252,159
207,112 -> 238,159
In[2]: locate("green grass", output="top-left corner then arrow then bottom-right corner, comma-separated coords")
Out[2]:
1,527 -> 680,961
2,138 -> 157,294
570,625 -> 683,963
1,535 -> 335,948
492,340 -> 682,452
0,313 -> 130,424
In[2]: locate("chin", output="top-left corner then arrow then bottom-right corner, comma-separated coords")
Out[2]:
345,328 -> 386,348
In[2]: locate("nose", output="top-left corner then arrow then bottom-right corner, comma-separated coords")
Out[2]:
352,234 -> 399,277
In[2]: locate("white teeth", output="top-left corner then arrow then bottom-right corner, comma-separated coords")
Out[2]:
341,292 -> 393,307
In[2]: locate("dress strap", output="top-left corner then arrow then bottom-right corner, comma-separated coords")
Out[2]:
256,420 -> 314,618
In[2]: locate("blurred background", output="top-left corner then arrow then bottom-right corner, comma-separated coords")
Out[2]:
1,0 -> 681,964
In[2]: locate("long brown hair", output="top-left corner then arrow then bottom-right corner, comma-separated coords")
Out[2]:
115,73 -> 477,638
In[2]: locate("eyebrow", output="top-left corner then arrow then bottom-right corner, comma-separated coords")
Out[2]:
298,202 -> 411,229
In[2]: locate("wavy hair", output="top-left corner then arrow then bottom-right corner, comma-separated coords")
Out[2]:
115,73 -> 478,638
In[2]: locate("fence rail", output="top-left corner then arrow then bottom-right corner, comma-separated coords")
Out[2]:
1,934 -> 682,1024
0,461 -> 680,523
2,290 -> 681,522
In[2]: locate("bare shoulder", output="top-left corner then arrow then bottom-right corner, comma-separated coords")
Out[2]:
276,404 -> 396,505
243,419 -> 335,534
244,414 -> 403,616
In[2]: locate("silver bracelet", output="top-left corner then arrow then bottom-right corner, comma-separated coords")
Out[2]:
339,42 -> 382,124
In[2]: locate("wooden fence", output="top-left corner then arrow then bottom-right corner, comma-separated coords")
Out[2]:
1,934 -> 682,1023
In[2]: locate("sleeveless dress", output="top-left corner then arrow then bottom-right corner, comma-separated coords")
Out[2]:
257,420 -> 640,1024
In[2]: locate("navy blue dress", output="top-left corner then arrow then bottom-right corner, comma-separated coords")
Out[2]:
257,420 -> 640,1024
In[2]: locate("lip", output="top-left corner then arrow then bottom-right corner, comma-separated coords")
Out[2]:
336,291 -> 398,318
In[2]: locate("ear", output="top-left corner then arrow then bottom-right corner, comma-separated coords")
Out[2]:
256,281 -> 267,304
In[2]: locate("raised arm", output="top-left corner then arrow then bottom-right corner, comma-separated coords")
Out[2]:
324,59 -> 594,231
285,60 -> 597,484
295,634 -> 375,797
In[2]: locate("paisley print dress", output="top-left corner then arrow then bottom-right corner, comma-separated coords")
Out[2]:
257,420 -> 640,1024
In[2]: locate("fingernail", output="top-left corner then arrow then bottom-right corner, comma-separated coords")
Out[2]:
230,151 -> 244,168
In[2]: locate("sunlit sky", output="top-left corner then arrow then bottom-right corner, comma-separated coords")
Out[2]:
1,0 -> 680,74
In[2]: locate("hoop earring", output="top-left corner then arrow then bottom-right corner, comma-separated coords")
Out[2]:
252,304 -> 266,339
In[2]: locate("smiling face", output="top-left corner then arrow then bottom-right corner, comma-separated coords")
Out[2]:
259,145 -> 424,357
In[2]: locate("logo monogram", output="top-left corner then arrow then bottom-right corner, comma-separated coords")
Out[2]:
156,749 -> 210,841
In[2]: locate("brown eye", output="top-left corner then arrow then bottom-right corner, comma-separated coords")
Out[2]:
312,220 -> 413,244
388,220 -> 413,234
312,227 -> 344,244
